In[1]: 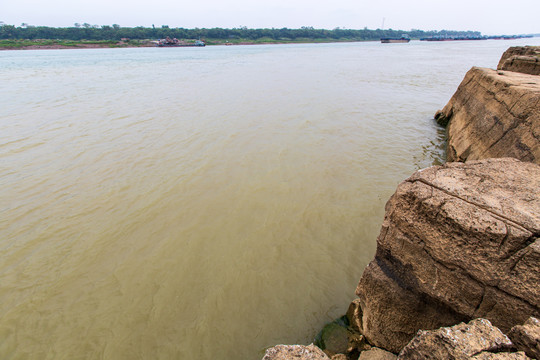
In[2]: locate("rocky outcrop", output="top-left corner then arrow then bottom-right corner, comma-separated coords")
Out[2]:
497,46 -> 540,75
471,352 -> 531,359
359,348 -> 397,360
397,318 -> 521,359
435,67 -> 540,164
261,46 -> 540,360
508,317 -> 540,359
262,344 -> 330,360
352,158 -> 540,353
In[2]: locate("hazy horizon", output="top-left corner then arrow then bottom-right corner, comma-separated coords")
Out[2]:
1,0 -> 539,36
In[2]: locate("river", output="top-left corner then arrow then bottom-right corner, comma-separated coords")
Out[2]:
1,37 -> 539,359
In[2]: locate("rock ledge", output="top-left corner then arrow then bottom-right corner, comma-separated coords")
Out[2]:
437,66 -> 540,164
353,158 -> 540,353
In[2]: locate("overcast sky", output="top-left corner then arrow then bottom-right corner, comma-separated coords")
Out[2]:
1,0 -> 539,35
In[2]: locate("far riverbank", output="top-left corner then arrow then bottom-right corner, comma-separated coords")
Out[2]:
3,37 -> 538,51
0,38 -> 376,50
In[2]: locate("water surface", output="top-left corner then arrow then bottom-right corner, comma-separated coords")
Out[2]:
2,37 -> 539,359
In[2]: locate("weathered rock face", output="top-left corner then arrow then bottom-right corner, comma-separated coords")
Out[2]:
397,319 -> 516,359
471,352 -> 531,359
497,46 -> 540,75
437,66 -> 540,164
262,344 -> 330,360
508,317 -> 540,359
353,158 -> 540,353
359,347 -> 397,360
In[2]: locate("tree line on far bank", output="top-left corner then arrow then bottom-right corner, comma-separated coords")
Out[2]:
0,23 -> 481,42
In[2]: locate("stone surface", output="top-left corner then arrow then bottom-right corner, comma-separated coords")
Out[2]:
497,46 -> 540,75
471,352 -> 531,360
436,67 -> 540,164
358,347 -> 397,360
397,319 -> 512,359
262,344 -> 330,360
330,354 -> 347,360
346,299 -> 363,333
508,317 -> 540,359
319,322 -> 349,357
347,332 -> 371,354
353,159 -> 540,353
315,316 -> 350,357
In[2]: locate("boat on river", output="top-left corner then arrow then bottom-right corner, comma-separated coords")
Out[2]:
419,36 -> 487,41
381,36 -> 410,43
155,37 -> 205,47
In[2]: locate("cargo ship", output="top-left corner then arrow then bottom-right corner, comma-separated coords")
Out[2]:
380,35 -> 410,43
155,37 -> 205,47
419,36 -> 486,41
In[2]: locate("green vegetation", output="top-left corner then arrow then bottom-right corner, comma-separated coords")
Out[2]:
0,23 -> 482,45
0,38 -> 151,49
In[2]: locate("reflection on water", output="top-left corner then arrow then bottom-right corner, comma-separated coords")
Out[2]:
1,38 -> 539,359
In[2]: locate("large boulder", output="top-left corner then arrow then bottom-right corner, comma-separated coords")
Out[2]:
508,317 -> 540,359
397,318 -> 516,359
262,344 -> 330,360
314,317 -> 350,357
435,67 -> 540,164
353,158 -> 540,353
497,46 -> 540,75
359,347 -> 397,360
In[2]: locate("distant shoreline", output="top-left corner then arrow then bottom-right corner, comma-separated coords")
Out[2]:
0,38 -> 375,51
3,35 -> 537,50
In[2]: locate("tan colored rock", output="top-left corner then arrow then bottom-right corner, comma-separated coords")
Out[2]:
500,55 -> 540,76
497,46 -> 540,75
354,259 -> 469,353
353,159 -> 540,353
497,46 -> 539,67
508,317 -> 540,359
262,344 -> 330,360
330,354 -> 347,360
437,67 -> 540,164
348,335 -> 371,354
346,299 -> 363,334
358,347 -> 397,360
471,352 -> 531,360
397,319 -> 512,359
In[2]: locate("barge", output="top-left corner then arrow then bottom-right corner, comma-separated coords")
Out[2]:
156,37 -> 205,47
